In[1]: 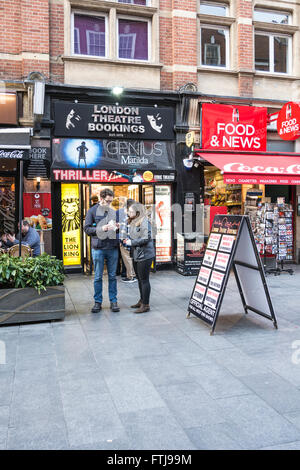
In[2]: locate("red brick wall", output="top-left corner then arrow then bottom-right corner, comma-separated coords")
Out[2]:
236,0 -> 254,97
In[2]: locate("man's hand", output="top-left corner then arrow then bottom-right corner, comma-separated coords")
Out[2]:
7,234 -> 15,243
123,238 -> 132,247
102,224 -> 116,232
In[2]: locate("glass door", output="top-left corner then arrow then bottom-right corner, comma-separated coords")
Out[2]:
83,183 -> 92,274
0,175 -> 16,235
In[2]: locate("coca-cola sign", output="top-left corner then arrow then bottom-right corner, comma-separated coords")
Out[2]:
0,149 -> 28,159
277,102 -> 300,141
202,104 -> 267,151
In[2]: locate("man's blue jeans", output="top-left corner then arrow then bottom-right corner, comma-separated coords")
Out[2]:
92,248 -> 119,303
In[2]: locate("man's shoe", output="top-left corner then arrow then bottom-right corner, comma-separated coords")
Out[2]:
134,304 -> 150,314
110,302 -> 120,312
122,277 -> 137,283
130,299 -> 142,308
91,302 -> 102,313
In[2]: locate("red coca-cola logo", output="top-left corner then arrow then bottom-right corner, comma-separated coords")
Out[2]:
224,162 -> 300,175
277,102 -> 300,141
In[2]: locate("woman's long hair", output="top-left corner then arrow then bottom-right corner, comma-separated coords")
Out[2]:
127,201 -> 146,225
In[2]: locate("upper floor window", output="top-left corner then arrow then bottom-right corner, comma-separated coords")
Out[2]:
200,2 -> 228,16
117,0 -> 149,5
118,18 -> 149,61
255,32 -> 291,74
200,26 -> 229,68
253,9 -> 290,25
73,14 -> 107,57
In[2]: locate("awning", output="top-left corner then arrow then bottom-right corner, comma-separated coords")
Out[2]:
195,151 -> 300,185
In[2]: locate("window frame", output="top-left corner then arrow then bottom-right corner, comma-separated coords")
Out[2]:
200,24 -> 229,69
253,8 -> 291,25
199,1 -> 228,17
254,31 -> 292,75
117,15 -> 151,62
71,11 -> 109,59
117,0 -> 151,6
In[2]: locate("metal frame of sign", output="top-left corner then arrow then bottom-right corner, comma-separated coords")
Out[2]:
187,215 -> 277,335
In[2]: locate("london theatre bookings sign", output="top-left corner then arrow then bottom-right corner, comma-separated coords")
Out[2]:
54,102 -> 175,141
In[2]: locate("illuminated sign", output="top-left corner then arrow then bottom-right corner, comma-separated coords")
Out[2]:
155,185 -> 172,263
61,184 -> 81,266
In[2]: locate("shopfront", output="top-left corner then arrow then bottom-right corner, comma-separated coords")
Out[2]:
0,130 -> 31,248
196,102 -> 300,266
50,101 -> 176,272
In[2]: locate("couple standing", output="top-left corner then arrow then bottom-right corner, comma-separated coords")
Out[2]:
84,188 -> 155,314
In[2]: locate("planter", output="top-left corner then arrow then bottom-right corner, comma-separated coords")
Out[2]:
0,286 -> 65,326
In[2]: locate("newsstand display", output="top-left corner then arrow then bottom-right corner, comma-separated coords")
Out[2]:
245,199 -> 294,275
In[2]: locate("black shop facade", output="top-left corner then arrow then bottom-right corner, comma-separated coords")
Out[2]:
50,97 -> 179,273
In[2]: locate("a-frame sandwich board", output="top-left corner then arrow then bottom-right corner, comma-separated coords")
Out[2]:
187,215 -> 278,335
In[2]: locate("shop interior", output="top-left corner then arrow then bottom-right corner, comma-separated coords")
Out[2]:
81,183 -> 173,274
204,164 -> 295,265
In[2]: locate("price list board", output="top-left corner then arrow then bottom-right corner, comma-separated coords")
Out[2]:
188,215 -> 241,328
187,215 -> 277,335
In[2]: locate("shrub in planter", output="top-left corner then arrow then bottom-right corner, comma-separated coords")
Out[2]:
0,253 -> 65,293
0,254 -> 66,326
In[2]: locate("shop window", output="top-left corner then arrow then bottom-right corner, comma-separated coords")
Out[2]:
254,9 -> 290,25
118,18 -> 149,61
199,1 -> 228,16
200,27 -> 228,67
73,14 -> 107,57
255,33 -> 291,74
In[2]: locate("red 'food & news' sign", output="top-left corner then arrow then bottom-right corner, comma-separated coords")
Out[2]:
202,103 -> 267,151
277,102 -> 300,141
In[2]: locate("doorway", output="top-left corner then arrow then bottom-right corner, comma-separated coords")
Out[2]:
81,183 -> 156,273
0,174 -> 16,235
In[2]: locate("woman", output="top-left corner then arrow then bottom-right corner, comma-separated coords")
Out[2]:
123,201 -> 155,314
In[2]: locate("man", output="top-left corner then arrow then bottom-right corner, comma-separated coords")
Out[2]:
84,188 -> 120,313
6,220 -> 41,257
77,141 -> 88,168
116,198 -> 137,283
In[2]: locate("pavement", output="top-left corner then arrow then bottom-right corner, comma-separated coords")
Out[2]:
1,265 -> 300,450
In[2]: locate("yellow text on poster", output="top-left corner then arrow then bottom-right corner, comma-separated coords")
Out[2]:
61,184 -> 81,266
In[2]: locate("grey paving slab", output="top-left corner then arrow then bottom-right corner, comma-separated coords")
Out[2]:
157,382 -> 227,428
215,395 -> 300,449
0,406 -> 9,427
7,421 -> 69,450
119,407 -> 196,450
209,346 -> 269,377
0,369 -> 14,406
185,424 -> 243,450
239,372 -> 300,414
58,367 -> 109,398
0,426 -> 7,450
186,363 -> 251,399
61,392 -> 127,447
104,364 -> 166,413
284,411 -> 300,430
136,354 -> 195,387
261,441 -> 300,450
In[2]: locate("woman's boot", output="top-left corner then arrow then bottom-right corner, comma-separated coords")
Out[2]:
130,299 -> 142,308
134,304 -> 150,314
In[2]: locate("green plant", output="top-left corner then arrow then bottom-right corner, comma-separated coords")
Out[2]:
0,253 -> 65,294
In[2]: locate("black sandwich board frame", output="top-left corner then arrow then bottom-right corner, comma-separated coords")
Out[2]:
187,215 -> 278,335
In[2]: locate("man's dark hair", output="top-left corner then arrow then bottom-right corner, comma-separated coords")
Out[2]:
100,188 -> 114,200
126,199 -> 136,210
22,220 -> 30,227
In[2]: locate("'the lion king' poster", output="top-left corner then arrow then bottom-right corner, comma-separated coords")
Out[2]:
61,184 -> 81,266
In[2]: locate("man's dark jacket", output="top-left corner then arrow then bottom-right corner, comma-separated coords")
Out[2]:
84,203 -> 119,250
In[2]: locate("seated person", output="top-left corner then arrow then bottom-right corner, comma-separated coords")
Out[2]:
0,233 -> 11,250
6,220 -> 41,257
